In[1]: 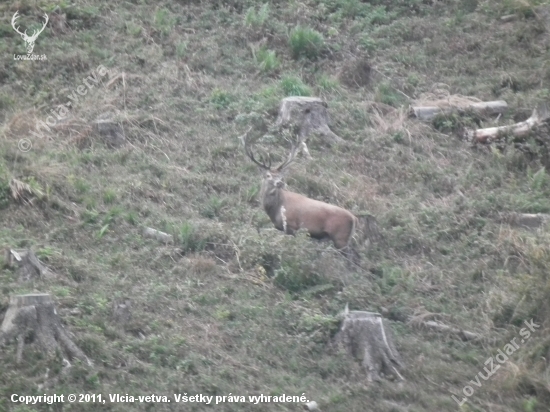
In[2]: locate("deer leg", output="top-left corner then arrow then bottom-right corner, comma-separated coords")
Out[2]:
339,246 -> 360,267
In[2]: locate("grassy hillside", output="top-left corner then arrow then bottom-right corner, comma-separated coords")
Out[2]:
1,0 -> 550,411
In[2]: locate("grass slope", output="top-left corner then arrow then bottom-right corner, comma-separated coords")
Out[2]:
1,0 -> 550,411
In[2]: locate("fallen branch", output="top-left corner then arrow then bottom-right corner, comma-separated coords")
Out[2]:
465,105 -> 550,143
411,100 -> 508,121
410,319 -> 480,341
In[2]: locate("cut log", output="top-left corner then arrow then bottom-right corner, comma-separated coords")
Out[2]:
0,294 -> 92,366
4,248 -> 53,281
465,105 -> 550,143
332,306 -> 404,382
411,100 -> 508,121
501,213 -> 550,230
142,227 -> 174,244
275,97 -> 345,152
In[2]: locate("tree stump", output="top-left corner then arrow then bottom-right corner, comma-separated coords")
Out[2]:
0,294 -> 91,366
275,97 -> 345,156
111,298 -> 132,327
4,248 -> 53,281
332,307 -> 404,382
94,112 -> 125,148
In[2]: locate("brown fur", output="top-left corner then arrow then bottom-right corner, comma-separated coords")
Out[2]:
243,133 -> 360,261
260,171 -> 357,249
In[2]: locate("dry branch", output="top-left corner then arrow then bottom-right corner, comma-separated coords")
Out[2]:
332,307 -> 404,382
0,294 -> 92,366
411,100 -> 508,121
9,178 -> 44,205
465,106 -> 550,143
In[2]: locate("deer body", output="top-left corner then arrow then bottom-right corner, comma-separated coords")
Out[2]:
243,133 -> 358,253
261,178 -> 357,249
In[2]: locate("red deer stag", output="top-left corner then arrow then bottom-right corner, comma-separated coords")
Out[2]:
243,134 -> 360,262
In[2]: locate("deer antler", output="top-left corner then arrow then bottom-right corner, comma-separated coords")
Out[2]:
242,128 -> 272,170
275,141 -> 298,172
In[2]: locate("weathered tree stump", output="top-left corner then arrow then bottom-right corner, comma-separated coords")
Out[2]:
111,298 -> 132,327
94,112 -> 125,148
332,307 -> 404,382
4,248 -> 53,281
275,97 -> 345,156
0,294 -> 91,366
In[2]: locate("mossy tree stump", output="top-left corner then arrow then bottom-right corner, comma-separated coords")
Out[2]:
0,294 -> 91,366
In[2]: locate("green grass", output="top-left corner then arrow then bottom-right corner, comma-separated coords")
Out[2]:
280,75 -> 312,96
1,0 -> 550,411
256,47 -> 280,73
289,25 -> 324,60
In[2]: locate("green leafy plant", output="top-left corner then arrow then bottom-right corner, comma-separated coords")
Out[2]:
256,47 -> 280,73
289,25 -> 324,60
280,75 -> 311,96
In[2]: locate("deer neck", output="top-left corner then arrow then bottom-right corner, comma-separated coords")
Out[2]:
261,182 -> 284,222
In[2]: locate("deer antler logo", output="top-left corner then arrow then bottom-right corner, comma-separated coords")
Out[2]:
11,11 -> 49,55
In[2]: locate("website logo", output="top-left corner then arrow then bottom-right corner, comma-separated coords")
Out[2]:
12,11 -> 48,60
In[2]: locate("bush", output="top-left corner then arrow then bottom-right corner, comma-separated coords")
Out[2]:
280,75 -> 311,96
244,3 -> 270,28
289,26 -> 324,60
256,47 -> 280,73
